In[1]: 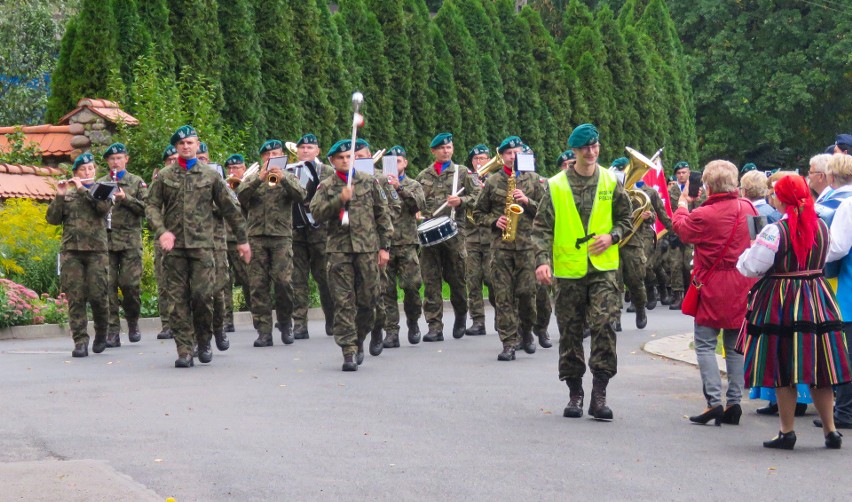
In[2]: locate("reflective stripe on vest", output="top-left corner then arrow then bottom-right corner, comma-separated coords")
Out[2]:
548,168 -> 619,278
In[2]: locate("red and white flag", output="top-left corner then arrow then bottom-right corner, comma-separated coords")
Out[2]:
642,150 -> 672,236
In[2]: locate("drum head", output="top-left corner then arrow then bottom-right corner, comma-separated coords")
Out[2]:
417,215 -> 450,231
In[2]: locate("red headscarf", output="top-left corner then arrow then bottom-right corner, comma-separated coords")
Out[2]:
773,175 -> 817,268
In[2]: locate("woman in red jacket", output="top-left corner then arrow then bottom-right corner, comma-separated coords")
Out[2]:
672,160 -> 758,426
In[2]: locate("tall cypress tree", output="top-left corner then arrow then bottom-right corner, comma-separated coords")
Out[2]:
596,4 -> 637,157
67,0 -> 121,106
427,24 -> 463,167
503,12 -> 545,155
218,0 -> 264,144
620,24 -> 668,159
168,0 -> 224,110
316,0 -> 353,143
530,0 -> 569,43
46,16 -> 78,121
492,0 -> 519,122
137,0 -> 175,76
403,0 -> 438,170
111,0 -> 150,103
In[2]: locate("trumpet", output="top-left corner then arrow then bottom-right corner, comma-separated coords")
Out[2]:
267,142 -> 300,187
226,176 -> 242,190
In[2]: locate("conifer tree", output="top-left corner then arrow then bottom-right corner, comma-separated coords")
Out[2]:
111,0 -> 150,102
218,0 -> 264,144
620,24 -> 668,158
316,0 -> 353,143
168,0 -> 224,110
66,0 -> 121,107
596,4 -> 638,156
427,24 -> 463,166
403,0 -> 438,170
137,0 -> 175,75
46,17 -> 78,121
530,0 -> 569,43
503,12 -> 545,156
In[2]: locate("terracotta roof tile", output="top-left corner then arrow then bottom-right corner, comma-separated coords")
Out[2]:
0,125 -> 74,157
0,163 -> 64,201
57,97 -> 139,126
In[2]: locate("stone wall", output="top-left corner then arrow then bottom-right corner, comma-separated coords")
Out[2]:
67,109 -> 117,154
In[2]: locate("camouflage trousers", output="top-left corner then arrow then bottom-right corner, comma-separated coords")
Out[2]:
211,248 -> 229,334
465,244 -> 493,324
421,235 -> 467,331
327,252 -> 379,356
555,271 -> 619,381
383,245 -> 422,334
107,247 -> 142,332
154,244 -> 171,330
290,238 -> 334,331
618,241 -> 647,310
534,283 -> 553,335
643,235 -> 668,294
247,236 -> 293,335
491,248 -> 536,345
162,248 -> 215,357
61,251 -> 109,344
669,242 -> 693,292
227,245 -> 251,316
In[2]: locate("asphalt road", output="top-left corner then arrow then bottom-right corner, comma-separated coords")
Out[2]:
0,306 -> 848,501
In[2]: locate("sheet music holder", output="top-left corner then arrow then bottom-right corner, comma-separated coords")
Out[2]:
747,215 -> 767,240
208,163 -> 224,178
90,182 -> 117,201
353,158 -> 374,176
382,155 -> 398,177
516,153 -> 536,172
265,156 -> 289,172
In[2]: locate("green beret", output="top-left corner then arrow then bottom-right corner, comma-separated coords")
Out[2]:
72,152 -> 94,172
568,123 -> 599,148
197,142 -> 208,154
765,168 -> 780,178
556,149 -> 575,167
327,139 -> 353,158
161,145 -> 177,161
170,125 -> 198,146
521,143 -> 532,154
667,175 -> 676,182
297,133 -> 318,146
468,144 -> 490,159
259,139 -> 283,155
497,135 -> 523,154
673,161 -> 690,172
740,162 -> 757,174
430,132 -> 453,149
611,157 -> 629,171
387,145 -> 407,157
103,142 -> 127,159
225,154 -> 245,166
355,138 -> 370,152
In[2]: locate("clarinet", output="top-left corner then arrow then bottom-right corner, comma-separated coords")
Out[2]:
106,169 -> 116,231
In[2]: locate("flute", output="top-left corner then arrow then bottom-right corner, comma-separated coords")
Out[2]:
56,177 -> 95,185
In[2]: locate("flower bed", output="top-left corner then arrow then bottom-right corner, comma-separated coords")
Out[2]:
0,278 -> 68,328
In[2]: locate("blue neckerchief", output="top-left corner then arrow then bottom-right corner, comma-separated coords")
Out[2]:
634,181 -> 645,188
115,169 -> 127,181
398,174 -> 405,182
441,161 -> 451,173
679,183 -> 685,192
82,183 -> 94,189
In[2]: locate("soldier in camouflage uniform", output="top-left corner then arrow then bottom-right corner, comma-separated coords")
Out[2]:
237,139 -> 307,348
463,144 -> 493,337
146,126 -> 250,368
667,161 -> 703,309
630,181 -> 673,313
381,145 -> 426,348
288,133 -> 334,339
223,154 -> 251,331
46,153 -> 112,357
309,139 -> 393,371
533,124 -> 632,420
416,133 -> 480,341
474,136 -> 546,361
153,145 -> 178,340
98,143 -> 148,348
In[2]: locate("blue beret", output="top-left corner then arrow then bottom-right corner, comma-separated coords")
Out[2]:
835,134 -> 852,147
468,144 -> 490,159
355,138 -> 370,152
556,149 -> 575,167
297,133 -> 319,146
673,161 -> 690,172
611,157 -> 629,171
430,132 -> 453,149
740,162 -> 757,174
826,144 -> 838,154
170,125 -> 197,146
161,145 -> 177,161
327,139 -> 353,158
103,142 -> 127,159
497,136 -> 523,154
72,153 -> 94,171
259,139 -> 283,155
387,145 -> 407,157
197,142 -> 208,154
225,154 -> 245,166
568,123 -> 599,148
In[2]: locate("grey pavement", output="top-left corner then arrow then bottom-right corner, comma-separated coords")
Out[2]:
0,305 -> 848,501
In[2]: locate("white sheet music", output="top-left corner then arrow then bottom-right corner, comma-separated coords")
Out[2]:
382,155 -> 398,177
516,153 -> 536,172
354,158 -> 374,176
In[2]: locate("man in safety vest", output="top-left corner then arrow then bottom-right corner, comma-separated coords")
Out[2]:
532,123 -> 632,421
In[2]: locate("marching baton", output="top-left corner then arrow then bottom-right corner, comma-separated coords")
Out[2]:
341,91 -> 364,227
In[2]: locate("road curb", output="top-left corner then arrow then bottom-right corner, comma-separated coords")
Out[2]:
642,332 -> 727,371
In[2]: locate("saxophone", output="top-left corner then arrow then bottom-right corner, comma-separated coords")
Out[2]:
501,170 -> 524,242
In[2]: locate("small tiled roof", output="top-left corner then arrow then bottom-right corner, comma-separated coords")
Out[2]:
0,125 -> 74,157
0,163 -> 65,201
57,98 -> 139,126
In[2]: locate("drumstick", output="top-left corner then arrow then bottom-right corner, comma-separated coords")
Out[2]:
432,187 -> 465,216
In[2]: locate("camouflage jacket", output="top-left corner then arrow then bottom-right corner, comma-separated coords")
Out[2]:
46,185 -> 111,252
473,169 -> 546,251
668,182 -> 705,212
237,170 -> 306,240
416,162 -> 481,228
392,175 -> 426,247
309,170 -> 393,253
96,170 -> 147,251
145,161 -> 247,249
532,166 -> 632,269
642,184 -> 673,234
293,161 -> 333,245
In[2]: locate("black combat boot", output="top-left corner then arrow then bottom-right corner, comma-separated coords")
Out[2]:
521,330 -> 536,354
536,329 -> 552,348
325,319 -> 334,337
92,333 -> 107,354
356,343 -> 365,365
224,321 -> 235,333
197,343 -> 213,364
127,319 -> 142,343
589,375 -> 614,420
626,303 -> 636,313
383,332 -> 400,348
669,291 -> 683,310
214,330 -> 230,351
293,324 -> 309,340
369,326 -> 384,356
613,320 -> 622,332
636,307 -> 647,329
72,342 -> 88,358
452,317 -> 466,339
645,286 -> 657,311
105,332 -> 121,348
157,328 -> 173,339
342,353 -> 358,372
253,332 -> 273,347
497,344 -> 516,361
660,286 -> 672,305
407,319 -> 421,344
279,322 -> 294,344
563,378 -> 584,418
423,328 -> 443,342
465,321 -> 486,336
174,353 -> 194,368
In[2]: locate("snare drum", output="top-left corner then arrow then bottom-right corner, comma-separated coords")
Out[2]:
417,216 -> 458,247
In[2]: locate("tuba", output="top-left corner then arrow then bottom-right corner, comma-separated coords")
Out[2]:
618,146 -> 655,247
267,142 -> 299,187
501,170 -> 524,242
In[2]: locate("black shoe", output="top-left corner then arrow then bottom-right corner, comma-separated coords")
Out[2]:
383,332 -> 400,348
720,404 -> 742,425
325,319 -> 334,336
127,320 -> 141,343
105,332 -> 121,348
689,405 -> 723,426
669,291 -> 683,310
756,402 -> 779,415
497,345 -> 516,361
613,321 -> 621,333
214,331 -> 230,351
92,334 -> 107,354
175,354 -> 194,368
465,322 -> 486,336
156,328 -> 173,339
660,293 -> 672,306
589,376 -> 613,420
626,303 -> 636,313
407,320 -> 422,345
253,332 -> 273,347
342,354 -> 358,372
279,323 -> 294,345
825,431 -> 843,449
814,418 -> 852,429
369,327 -> 384,356
763,430 -> 796,450
72,342 -> 88,358
563,379 -> 584,418
224,322 -> 235,333
635,307 -> 647,329
452,318 -> 465,339
521,331 -> 536,354
197,344 -> 213,364
293,325 -> 309,340
356,345 -> 365,366
795,403 -> 807,417
423,329 -> 443,342
536,330 -> 552,348
583,327 -> 591,339
646,287 -> 657,311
